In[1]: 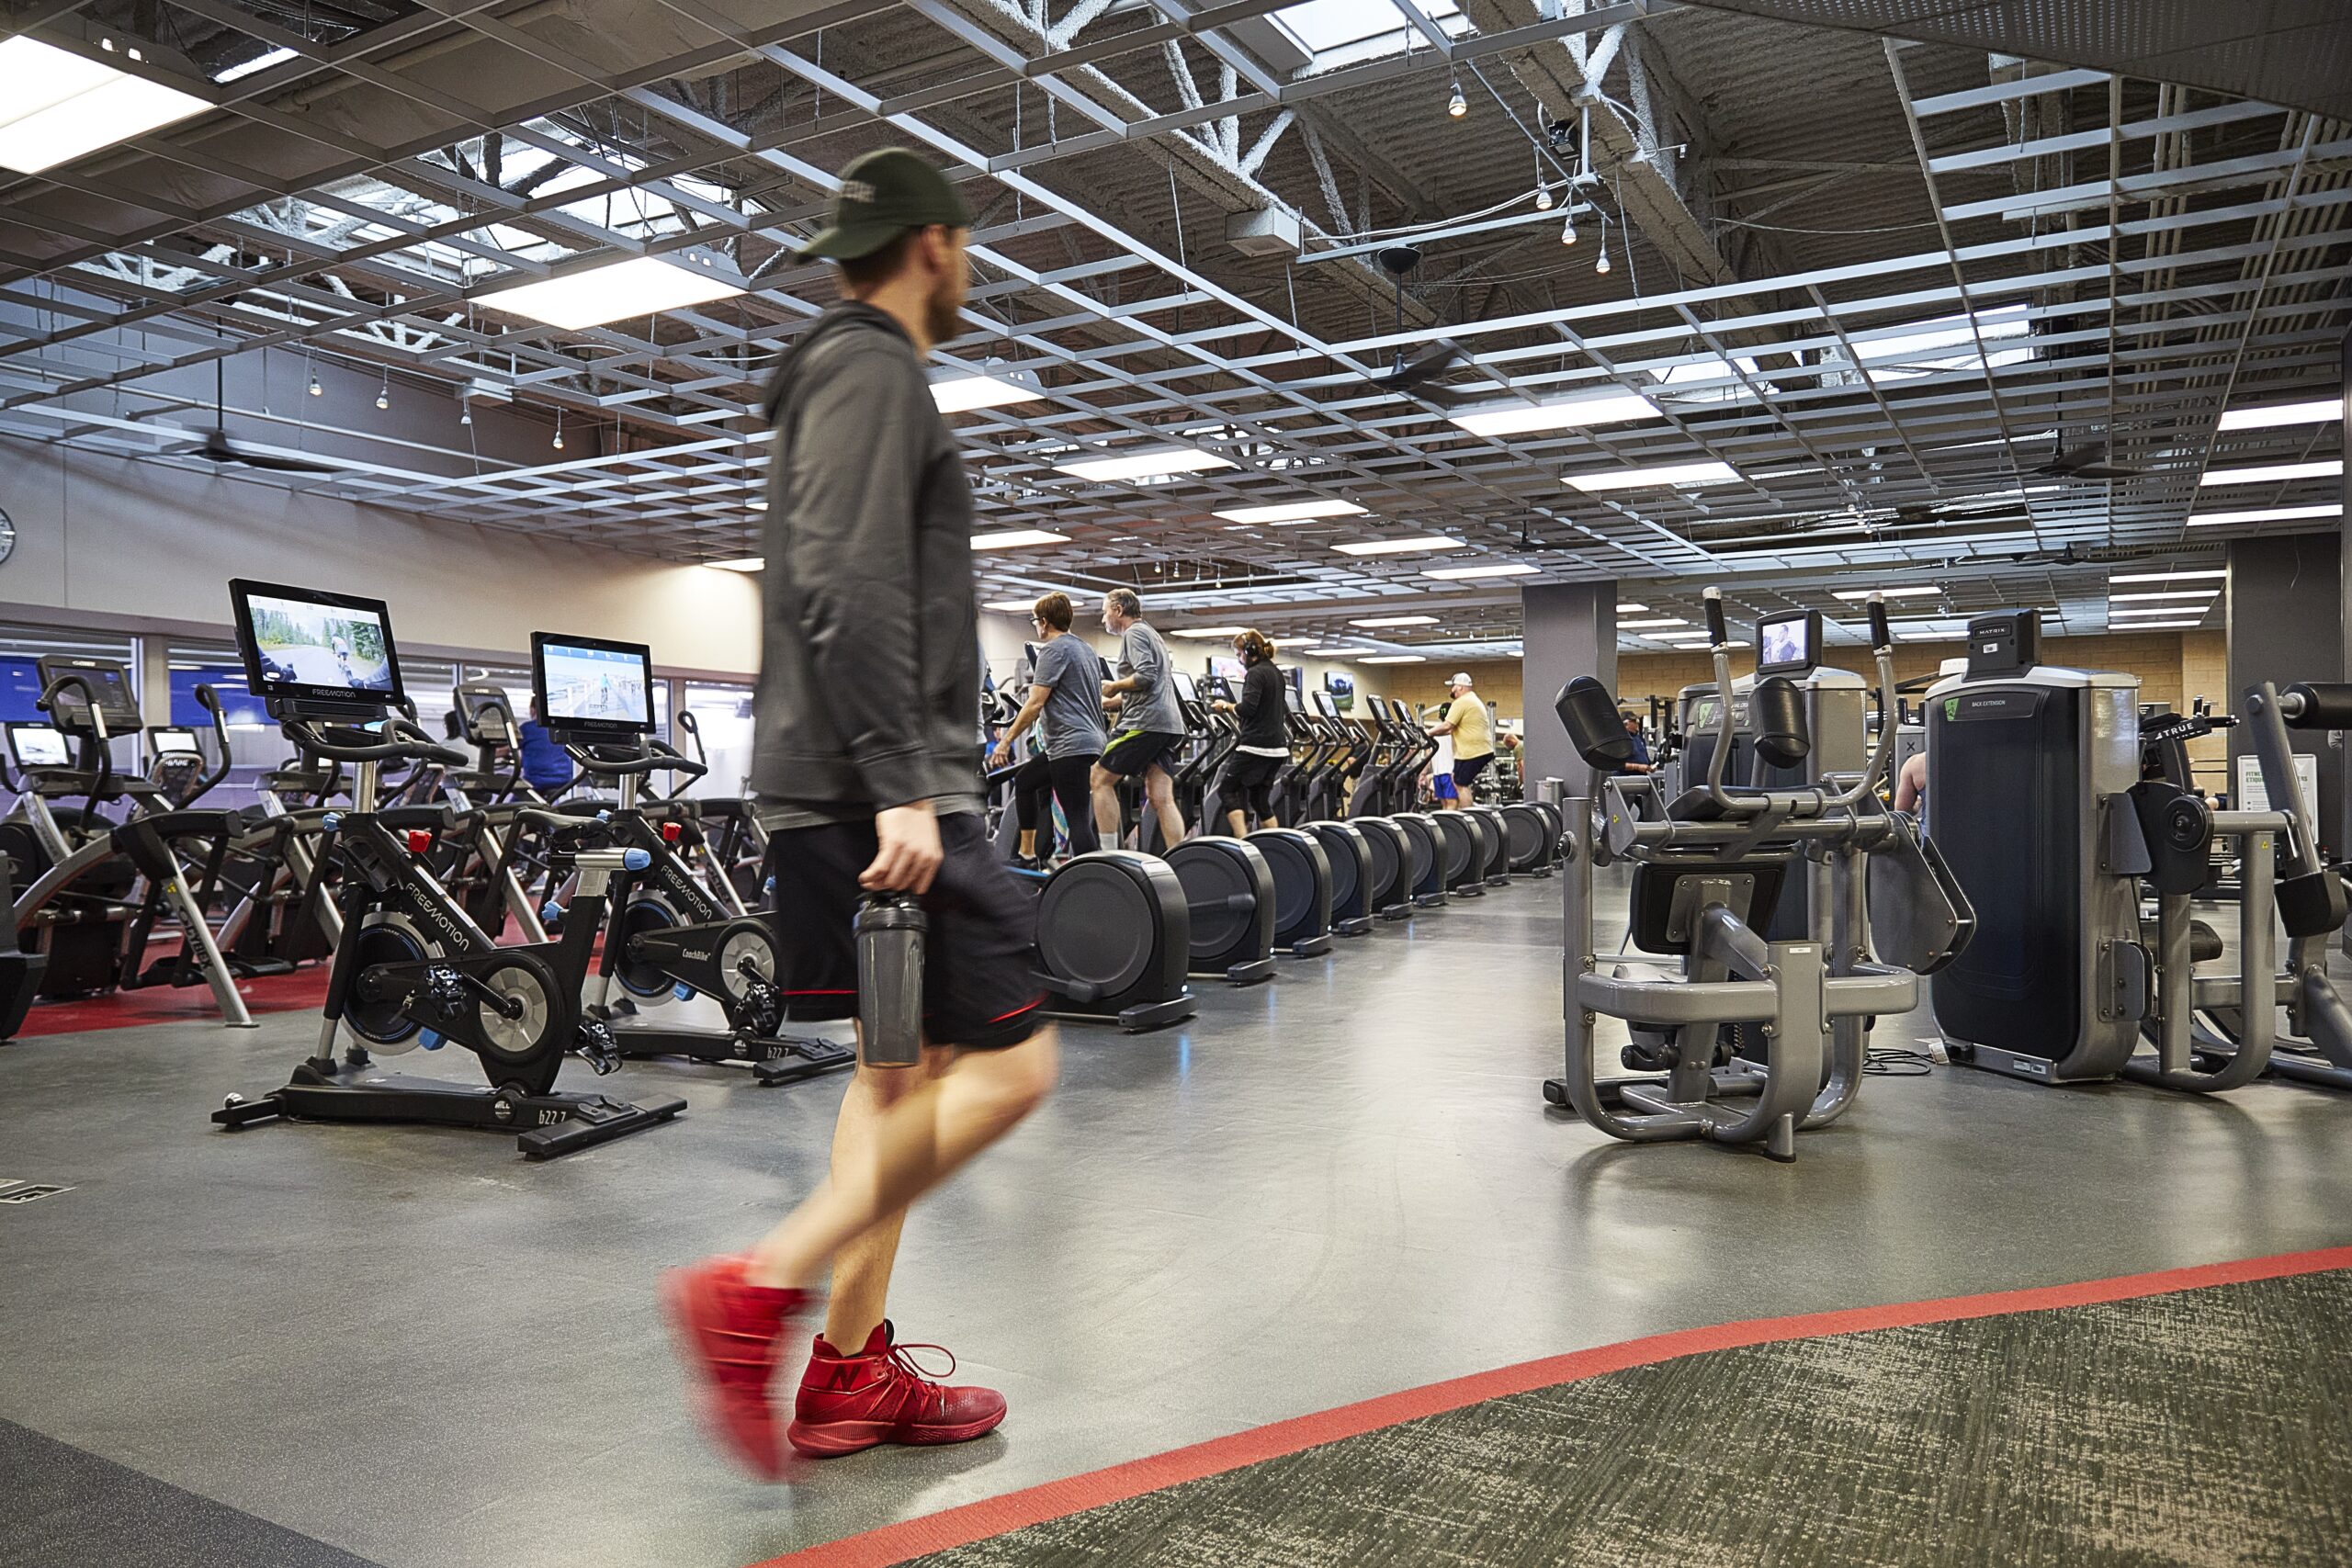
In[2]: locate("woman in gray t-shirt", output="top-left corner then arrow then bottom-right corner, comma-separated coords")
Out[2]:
987,592 -> 1105,863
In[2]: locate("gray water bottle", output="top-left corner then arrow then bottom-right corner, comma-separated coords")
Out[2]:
855,892 -> 926,1067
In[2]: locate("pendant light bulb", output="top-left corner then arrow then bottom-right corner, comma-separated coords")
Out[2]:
1535,184 -> 1555,212
374,373 -> 389,412
552,410 -> 565,451
1446,80 -> 1467,118
460,403 -> 472,427
1559,214 -> 1578,246
307,373 -> 322,398
1595,243 -> 1611,275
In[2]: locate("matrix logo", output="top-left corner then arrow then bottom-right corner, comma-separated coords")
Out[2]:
1944,698 -> 1959,721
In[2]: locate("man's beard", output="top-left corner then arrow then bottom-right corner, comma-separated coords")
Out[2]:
925,282 -> 962,348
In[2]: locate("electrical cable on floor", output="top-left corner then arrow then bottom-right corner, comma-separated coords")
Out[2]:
1865,1046 -> 1935,1077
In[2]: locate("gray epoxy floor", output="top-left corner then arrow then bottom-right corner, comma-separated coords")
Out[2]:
5,871 -> 2352,1568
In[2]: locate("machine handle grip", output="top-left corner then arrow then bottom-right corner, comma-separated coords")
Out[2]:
1866,593 -> 1891,650
191,683 -> 232,795
2280,682 -> 2352,730
1702,587 -> 1727,646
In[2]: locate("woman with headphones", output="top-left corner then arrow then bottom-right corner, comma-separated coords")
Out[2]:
1210,628 -> 1291,836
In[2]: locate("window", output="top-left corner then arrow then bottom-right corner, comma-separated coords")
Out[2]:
1272,0 -> 1469,64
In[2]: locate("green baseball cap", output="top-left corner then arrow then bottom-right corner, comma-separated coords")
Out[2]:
797,147 -> 972,262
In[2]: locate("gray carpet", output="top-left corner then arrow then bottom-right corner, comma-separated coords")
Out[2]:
1,1418 -> 388,1568
903,1268 -> 2352,1568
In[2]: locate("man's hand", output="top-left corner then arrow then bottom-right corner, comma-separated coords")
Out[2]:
863,802 -> 944,895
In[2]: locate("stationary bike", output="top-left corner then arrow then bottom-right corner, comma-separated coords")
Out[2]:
213,582 -> 682,1156
534,629 -> 854,1085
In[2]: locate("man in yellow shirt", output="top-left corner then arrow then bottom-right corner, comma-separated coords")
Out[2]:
1429,671 -> 1495,807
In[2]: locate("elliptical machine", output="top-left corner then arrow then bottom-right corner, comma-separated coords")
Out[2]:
533,631 -> 854,1087
211,581 -> 683,1157
1544,592 -> 1973,1161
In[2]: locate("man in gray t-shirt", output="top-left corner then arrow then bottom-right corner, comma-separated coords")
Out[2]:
1090,589 -> 1192,851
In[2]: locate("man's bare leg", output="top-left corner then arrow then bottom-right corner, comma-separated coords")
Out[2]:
1147,767 -> 1186,848
746,1026 -> 1058,1294
813,1045 -> 947,1353
1090,764 -> 1122,844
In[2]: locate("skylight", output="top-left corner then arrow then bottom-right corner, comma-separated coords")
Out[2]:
1272,0 -> 1470,66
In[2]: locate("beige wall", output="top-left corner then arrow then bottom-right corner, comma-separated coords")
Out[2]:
0,436 -> 762,676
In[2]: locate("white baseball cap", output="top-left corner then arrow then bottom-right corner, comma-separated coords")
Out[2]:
1448,671 -> 1474,687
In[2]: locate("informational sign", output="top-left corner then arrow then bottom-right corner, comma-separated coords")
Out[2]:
2235,751 -> 2320,814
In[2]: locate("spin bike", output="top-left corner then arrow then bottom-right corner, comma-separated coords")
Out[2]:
214,710 -> 684,1157
562,734 -> 854,1086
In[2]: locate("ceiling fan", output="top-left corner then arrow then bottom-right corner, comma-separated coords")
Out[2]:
2033,433 -> 2148,481
162,360 -> 340,476
1373,246 -> 1472,401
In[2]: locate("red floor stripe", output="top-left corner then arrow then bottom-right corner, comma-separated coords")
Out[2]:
11,964 -> 334,1036
753,1243 -> 2352,1568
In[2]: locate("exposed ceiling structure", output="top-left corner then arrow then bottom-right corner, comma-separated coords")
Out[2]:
0,0 -> 2344,660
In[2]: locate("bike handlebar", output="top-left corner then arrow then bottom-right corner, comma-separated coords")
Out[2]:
289,714 -> 469,767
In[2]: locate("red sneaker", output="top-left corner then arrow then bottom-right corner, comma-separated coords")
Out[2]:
786,1322 -> 1008,1458
660,1255 -> 808,1479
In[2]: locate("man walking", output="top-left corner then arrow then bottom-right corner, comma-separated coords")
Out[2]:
662,147 -> 1058,1480
1427,671 -> 1495,807
1091,588 -> 1190,852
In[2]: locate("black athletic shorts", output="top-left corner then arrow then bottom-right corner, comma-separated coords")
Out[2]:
763,812 -> 1044,1049
1452,753 -> 1492,792
1100,728 -> 1183,779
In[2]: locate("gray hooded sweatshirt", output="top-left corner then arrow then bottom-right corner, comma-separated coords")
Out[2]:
753,302 -> 981,826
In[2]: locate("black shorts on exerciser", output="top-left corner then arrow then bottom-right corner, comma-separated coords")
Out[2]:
764,812 -> 1044,1048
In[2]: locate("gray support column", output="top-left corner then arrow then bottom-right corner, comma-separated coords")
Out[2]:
2229,532 -> 2342,853
137,635 -> 171,727
2340,325 -> 2350,858
1521,581 -> 1617,796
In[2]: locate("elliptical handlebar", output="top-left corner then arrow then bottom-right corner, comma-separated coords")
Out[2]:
1699,590 -> 1898,818
38,671 -> 114,821
189,683 -> 233,798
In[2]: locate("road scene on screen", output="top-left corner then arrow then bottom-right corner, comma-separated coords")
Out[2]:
11,726 -> 69,767
542,643 -> 650,725
247,596 -> 393,692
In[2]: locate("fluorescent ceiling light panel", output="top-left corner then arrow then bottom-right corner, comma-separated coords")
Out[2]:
1170,626 -> 1250,638
1292,645 -> 1355,656
2111,570 -> 2226,583
2188,504 -> 2337,526
1566,460 -> 1740,492
1423,563 -> 1539,580
983,598 -> 1041,612
0,37 -> 214,174
1834,585 -> 1940,600
1449,392 -> 1661,437
1333,536 -> 1457,557
478,254 -> 744,330
1617,617 -> 1689,629
1350,615 -> 1440,627
707,557 -> 764,572
1616,602 -> 1648,613
930,374 -> 1045,414
213,45 -> 298,83
2198,459 -> 2342,486
2124,621 -> 2202,630
2109,604 -> 2210,618
1359,654 -> 1428,664
2216,399 -> 2341,431
1211,499 -> 1367,524
969,528 -> 1069,550
2109,590 -> 2218,602
1055,447 -> 1234,482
